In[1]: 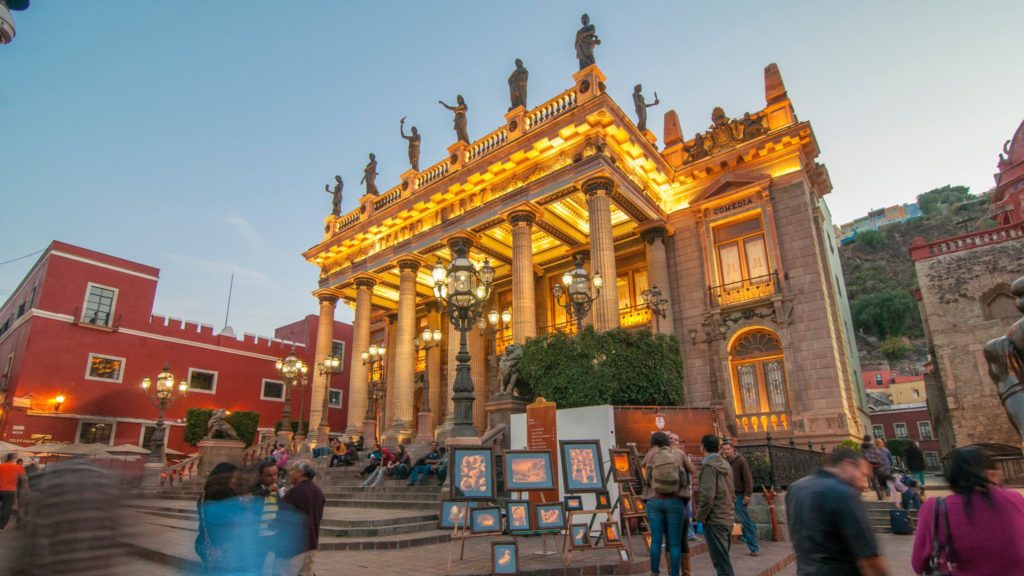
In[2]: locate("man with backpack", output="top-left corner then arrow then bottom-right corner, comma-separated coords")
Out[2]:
695,435 -> 735,576
642,432 -> 690,576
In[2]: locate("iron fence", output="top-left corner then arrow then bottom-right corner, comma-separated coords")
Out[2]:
740,436 -> 824,490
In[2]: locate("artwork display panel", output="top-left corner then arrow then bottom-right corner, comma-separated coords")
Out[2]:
534,502 -> 566,530
438,500 -> 479,529
564,495 -> 583,512
505,500 -> 531,533
492,541 -> 519,575
449,446 -> 496,499
503,450 -> 555,491
470,507 -> 503,534
609,448 -> 635,482
595,491 -> 611,510
601,521 -> 621,544
559,440 -> 606,492
569,523 -> 590,549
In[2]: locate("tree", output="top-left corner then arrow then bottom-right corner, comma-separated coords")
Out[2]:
880,336 -> 912,363
852,289 -> 917,339
834,439 -> 862,453
856,229 -> 886,250
917,185 -> 972,217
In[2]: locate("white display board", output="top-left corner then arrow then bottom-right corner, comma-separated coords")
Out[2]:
510,404 -> 621,519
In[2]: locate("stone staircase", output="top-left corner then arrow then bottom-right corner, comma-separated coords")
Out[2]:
862,500 -> 917,534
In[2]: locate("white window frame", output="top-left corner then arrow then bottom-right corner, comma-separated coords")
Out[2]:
872,424 -> 885,440
924,451 -> 940,469
139,424 -> 169,449
917,421 -> 933,440
894,422 -> 909,438
186,368 -> 218,394
328,388 -> 343,409
81,282 -> 119,327
260,378 -> 285,402
912,388 -> 921,398
75,419 -> 117,445
331,340 -> 346,370
85,353 -> 127,383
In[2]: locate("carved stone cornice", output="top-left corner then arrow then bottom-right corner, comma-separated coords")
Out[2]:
608,188 -> 651,223
639,224 -> 669,245
535,220 -> 581,247
683,107 -> 769,165
537,185 -> 579,206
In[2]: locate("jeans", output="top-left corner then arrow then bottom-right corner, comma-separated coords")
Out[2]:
705,523 -> 735,576
0,491 -> 14,529
646,497 -> 684,576
733,497 -> 759,553
437,464 -> 447,481
408,464 -> 434,484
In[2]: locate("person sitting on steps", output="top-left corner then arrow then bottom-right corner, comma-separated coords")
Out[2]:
407,442 -> 443,486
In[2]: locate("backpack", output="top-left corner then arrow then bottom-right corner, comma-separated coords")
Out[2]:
650,447 -> 682,495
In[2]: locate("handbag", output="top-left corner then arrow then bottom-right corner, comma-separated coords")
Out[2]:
923,497 -> 956,575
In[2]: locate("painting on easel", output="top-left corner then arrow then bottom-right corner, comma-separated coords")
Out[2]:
492,541 -> 519,575
503,450 -> 555,491
609,448 -> 635,482
595,491 -> 611,510
449,446 -> 495,500
506,500 -> 531,533
569,523 -> 591,549
438,500 -> 478,529
559,439 -> 606,492
534,502 -> 566,530
470,507 -> 503,534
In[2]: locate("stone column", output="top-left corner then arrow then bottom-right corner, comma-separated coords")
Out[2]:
508,210 -> 538,344
469,327 -> 487,433
311,293 -> 338,446
346,278 -> 375,438
584,177 -> 620,330
384,260 -> 419,444
641,225 -> 675,335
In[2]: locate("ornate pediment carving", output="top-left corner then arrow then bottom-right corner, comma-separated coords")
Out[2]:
684,107 -> 768,164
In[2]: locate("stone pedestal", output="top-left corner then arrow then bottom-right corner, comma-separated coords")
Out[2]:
486,394 -> 528,450
141,462 -> 164,494
276,430 -> 294,452
362,418 -> 377,447
414,411 -> 435,445
198,438 -> 246,475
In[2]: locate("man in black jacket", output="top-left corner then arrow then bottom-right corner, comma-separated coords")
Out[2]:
905,440 -> 927,488
722,442 -> 759,556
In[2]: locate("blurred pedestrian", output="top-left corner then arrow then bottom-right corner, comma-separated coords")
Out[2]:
911,446 -> 1024,574
861,435 -> 889,500
787,447 -> 891,576
0,452 -> 25,531
251,458 -> 283,571
905,440 -> 926,489
276,460 -> 326,576
642,431 -> 688,576
721,442 -> 759,556
695,434 -> 735,576
195,462 -> 259,575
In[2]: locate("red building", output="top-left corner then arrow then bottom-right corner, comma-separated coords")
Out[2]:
868,403 -> 943,470
0,241 -> 353,454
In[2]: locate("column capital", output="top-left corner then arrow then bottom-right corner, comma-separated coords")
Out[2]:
638,222 -> 673,245
507,206 -> 541,227
314,290 -> 340,305
582,176 -> 615,197
386,312 -> 399,325
354,276 -> 377,290
445,233 -> 477,255
397,258 -> 421,273
423,300 -> 439,314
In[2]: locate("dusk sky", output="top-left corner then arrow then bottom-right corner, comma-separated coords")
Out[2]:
2,1 -> 1021,337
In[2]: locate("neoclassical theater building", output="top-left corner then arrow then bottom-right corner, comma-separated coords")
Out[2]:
303,60 -> 867,447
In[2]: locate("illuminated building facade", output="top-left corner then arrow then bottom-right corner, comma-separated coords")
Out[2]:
304,61 -> 867,447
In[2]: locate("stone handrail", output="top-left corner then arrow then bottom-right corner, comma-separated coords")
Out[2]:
909,221 -> 1024,261
334,210 -> 361,234
524,88 -> 577,132
416,158 -> 450,188
161,454 -> 202,487
373,185 -> 403,211
242,436 -> 279,468
465,127 -> 508,164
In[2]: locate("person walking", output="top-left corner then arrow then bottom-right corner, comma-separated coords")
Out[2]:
874,438 -> 898,502
642,432 -> 688,576
277,460 -> 326,576
695,435 -> 735,576
786,447 -> 891,576
721,442 -> 759,557
195,462 -> 259,575
905,440 -> 926,489
0,453 -> 26,531
861,435 -> 888,500
666,432 -> 696,574
911,446 -> 1024,574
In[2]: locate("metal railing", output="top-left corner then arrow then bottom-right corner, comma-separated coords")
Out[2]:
619,303 -> 652,328
909,221 -> 1024,261
707,271 -> 779,308
740,435 -> 824,490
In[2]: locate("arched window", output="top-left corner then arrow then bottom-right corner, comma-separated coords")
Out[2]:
729,329 -> 790,430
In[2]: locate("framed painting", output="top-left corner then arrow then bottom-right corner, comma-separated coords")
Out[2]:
450,446 -> 495,499
618,548 -> 631,562
503,449 -> 555,491
438,500 -> 478,529
609,448 -> 635,482
534,502 -> 566,530
492,541 -> 519,575
569,523 -> 590,549
564,494 -> 583,512
506,500 -> 531,533
595,491 -> 611,510
620,493 -> 636,515
601,521 -> 622,545
560,440 -> 606,492
642,532 -> 652,551
635,497 -> 647,514
470,506 -> 503,534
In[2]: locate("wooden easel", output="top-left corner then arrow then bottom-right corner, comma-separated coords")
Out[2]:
562,468 -> 627,565
446,502 -> 500,574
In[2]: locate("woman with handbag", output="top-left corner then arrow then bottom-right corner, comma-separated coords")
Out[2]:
911,447 -> 1024,575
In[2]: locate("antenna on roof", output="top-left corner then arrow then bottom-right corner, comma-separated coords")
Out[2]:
218,272 -> 236,338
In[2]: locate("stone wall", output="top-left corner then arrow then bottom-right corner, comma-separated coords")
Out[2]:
914,238 -> 1024,452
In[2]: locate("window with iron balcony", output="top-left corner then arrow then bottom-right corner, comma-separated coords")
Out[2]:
708,213 -> 778,308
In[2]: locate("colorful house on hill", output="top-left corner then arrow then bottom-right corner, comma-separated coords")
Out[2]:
0,241 -> 353,456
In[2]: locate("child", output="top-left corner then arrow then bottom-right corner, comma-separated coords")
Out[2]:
898,473 -> 922,511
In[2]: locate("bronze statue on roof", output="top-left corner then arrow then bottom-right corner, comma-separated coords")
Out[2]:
400,117 -> 421,171
632,84 -> 659,133
439,95 -> 469,144
360,153 -> 379,196
508,58 -> 529,111
324,175 -> 343,216
575,13 -> 600,70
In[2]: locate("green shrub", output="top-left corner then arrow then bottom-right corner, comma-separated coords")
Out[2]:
834,439 -> 862,453
880,336 -> 912,363
183,408 -> 259,446
886,438 -> 912,460
519,327 -> 683,408
856,230 -> 886,250
852,289 -> 916,339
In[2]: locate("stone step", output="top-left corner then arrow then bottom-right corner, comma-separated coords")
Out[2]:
326,498 -> 439,510
124,502 -> 439,529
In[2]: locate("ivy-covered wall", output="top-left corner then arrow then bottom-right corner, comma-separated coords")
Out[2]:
519,327 -> 684,408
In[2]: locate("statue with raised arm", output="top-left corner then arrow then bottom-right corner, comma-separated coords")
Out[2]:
360,153 -> 379,196
632,83 -> 660,133
324,175 -> 343,216
508,58 -> 528,111
400,117 -> 421,171
574,13 -> 600,70
983,276 -> 1024,452
439,95 -> 469,143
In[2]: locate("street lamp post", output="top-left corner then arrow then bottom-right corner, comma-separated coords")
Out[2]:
275,348 -> 308,449
316,354 -> 342,447
478,307 -> 512,397
414,327 -> 442,444
361,344 -> 386,443
551,253 -> 602,333
430,237 -> 495,439
140,363 -> 189,466
689,319 -> 729,403
641,285 -> 670,333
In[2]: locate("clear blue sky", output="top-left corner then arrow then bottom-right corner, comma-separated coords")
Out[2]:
2,1 -> 1021,336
